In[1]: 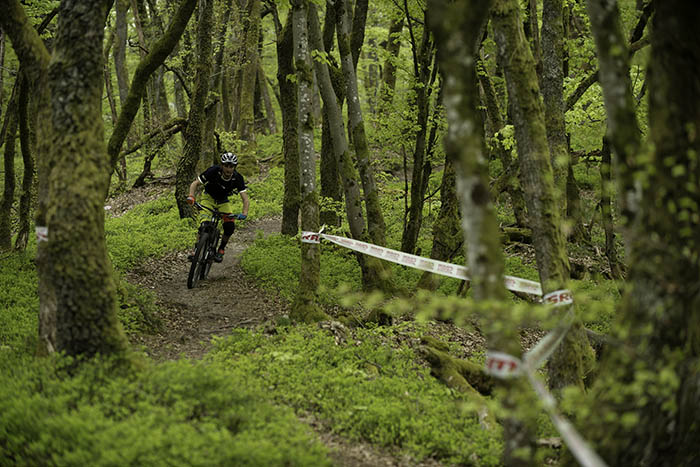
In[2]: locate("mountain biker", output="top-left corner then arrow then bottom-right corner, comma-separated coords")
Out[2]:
186,152 -> 250,263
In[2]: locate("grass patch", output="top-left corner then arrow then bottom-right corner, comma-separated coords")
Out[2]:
209,324 -> 504,465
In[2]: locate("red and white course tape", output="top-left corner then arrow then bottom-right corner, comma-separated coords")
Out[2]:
303,231 -> 542,296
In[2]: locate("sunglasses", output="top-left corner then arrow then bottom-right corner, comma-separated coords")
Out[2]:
222,163 -> 235,168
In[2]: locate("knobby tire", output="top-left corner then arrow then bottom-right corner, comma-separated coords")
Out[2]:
187,232 -> 209,289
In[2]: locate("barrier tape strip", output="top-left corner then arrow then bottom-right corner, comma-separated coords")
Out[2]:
484,290 -> 607,467
317,233 -> 543,296
304,231 -> 605,466
35,226 -> 48,243
526,371 -> 608,467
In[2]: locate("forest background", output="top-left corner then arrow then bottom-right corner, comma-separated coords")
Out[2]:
1,0 -> 698,465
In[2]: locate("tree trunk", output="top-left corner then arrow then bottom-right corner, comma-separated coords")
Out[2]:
586,0 -> 643,232
271,6 -> 301,236
14,74 -> 34,252
0,0 -> 53,355
308,2 -> 391,291
540,0 -> 568,215
257,64 -> 277,134
429,1 -> 540,463
379,15 -> 403,110
236,0 -> 260,148
582,3 -> 700,464
42,0 -> 129,359
401,9 -> 434,255
175,0 -> 214,219
416,154 -> 462,291
492,0 -> 594,393
477,56 -> 528,227
113,0 -> 134,177
337,0 -> 386,247
0,85 -> 18,252
211,0 -> 232,131
599,136 -> 623,279
290,0 -> 326,323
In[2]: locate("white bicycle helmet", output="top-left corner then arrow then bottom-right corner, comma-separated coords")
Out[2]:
221,152 -> 238,165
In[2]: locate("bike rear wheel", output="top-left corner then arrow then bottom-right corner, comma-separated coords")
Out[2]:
187,232 -> 209,289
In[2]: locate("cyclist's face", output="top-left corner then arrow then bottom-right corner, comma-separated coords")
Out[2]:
222,163 -> 235,177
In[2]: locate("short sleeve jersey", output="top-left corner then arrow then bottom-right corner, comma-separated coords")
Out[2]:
198,165 -> 247,203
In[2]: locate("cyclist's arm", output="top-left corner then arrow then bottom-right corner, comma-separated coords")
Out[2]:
189,178 -> 201,198
240,191 -> 250,217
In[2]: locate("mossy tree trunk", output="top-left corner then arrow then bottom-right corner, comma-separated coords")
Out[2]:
476,56 -> 528,227
429,1 -> 540,463
0,84 -> 18,252
270,6 -> 300,236
290,0 -> 326,323
378,15 -> 403,111
236,0 -> 260,149
416,154 -> 462,290
540,0 -> 569,216
581,3 -> 700,465
113,0 -> 133,180
15,74 -> 34,251
585,0 -> 643,232
401,10 -> 434,255
492,0 -> 594,393
336,0 -> 386,247
308,2 -> 391,292
175,0 -> 213,219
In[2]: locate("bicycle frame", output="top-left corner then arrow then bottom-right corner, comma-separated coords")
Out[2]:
187,202 -> 225,289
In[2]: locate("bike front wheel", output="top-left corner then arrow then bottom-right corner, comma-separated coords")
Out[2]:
201,231 -> 220,280
187,232 -> 210,289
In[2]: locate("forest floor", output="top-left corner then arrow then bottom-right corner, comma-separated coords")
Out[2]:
108,180 -> 444,466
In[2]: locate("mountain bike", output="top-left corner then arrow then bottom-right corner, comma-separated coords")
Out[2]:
187,203 -> 223,289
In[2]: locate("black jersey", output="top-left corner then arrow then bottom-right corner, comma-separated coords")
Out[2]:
198,165 -> 247,203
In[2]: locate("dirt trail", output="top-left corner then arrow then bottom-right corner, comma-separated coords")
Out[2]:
127,215 -> 289,361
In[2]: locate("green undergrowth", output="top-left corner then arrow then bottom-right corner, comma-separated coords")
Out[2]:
208,323 -> 503,465
0,353 -> 330,466
0,251 -> 39,353
105,196 -> 195,272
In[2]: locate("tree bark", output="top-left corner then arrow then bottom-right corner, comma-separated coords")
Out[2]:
290,0 -> 326,323
492,0 -> 594,393
337,0 -> 386,247
416,153 -> 462,290
14,74 -> 34,251
401,8 -> 434,255
175,0 -> 214,219
379,15 -> 403,110
4,0 -> 128,359
599,136 -> 623,280
236,0 -> 261,148
308,1 -> 390,291
271,6 -> 301,236
477,56 -> 528,227
540,0 -> 568,215
0,84 -> 18,252
585,0 -> 643,232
